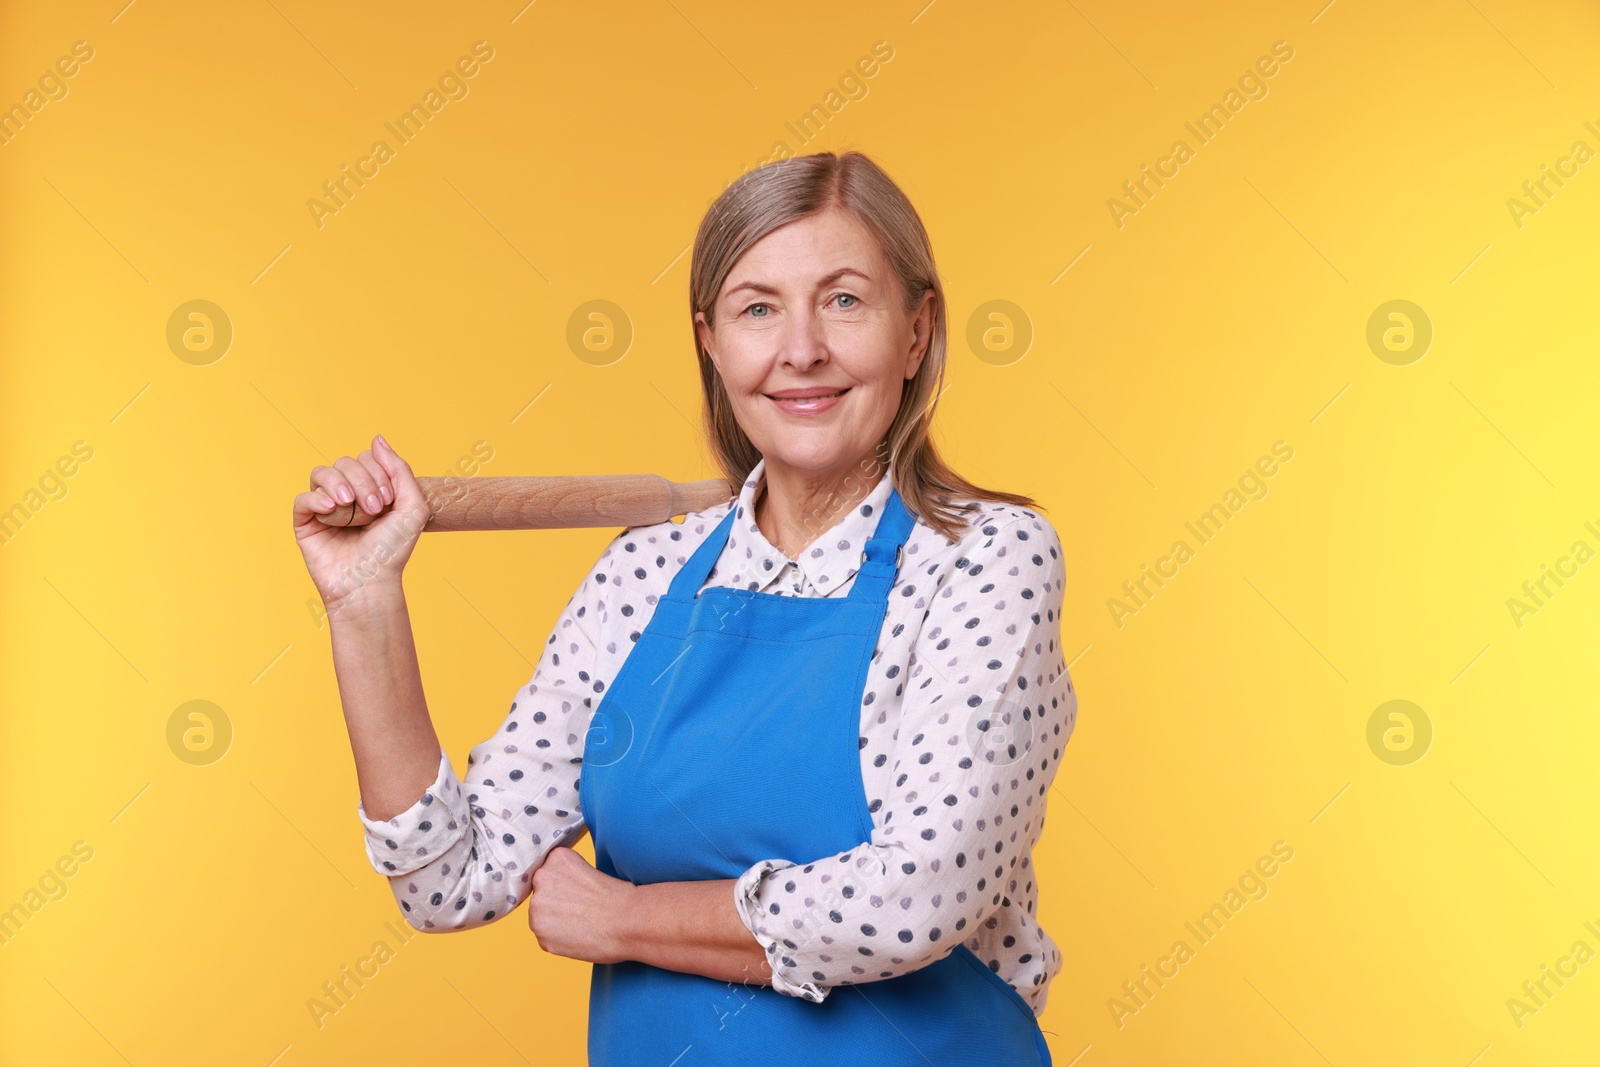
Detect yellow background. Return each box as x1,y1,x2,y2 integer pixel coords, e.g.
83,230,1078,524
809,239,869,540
3,0,1597,1063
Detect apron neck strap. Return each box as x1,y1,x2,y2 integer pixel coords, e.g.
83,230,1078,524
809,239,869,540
846,485,915,603
669,505,739,600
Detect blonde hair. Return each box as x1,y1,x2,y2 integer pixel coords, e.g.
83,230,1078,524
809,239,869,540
689,150,1041,544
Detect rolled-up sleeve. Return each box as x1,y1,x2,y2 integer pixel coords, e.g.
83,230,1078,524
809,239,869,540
354,529,628,930
732,514,1075,1000
357,745,466,875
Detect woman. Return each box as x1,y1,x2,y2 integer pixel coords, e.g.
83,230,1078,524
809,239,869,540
293,151,1077,1065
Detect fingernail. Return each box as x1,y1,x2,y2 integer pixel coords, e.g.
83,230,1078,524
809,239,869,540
366,494,382,513
380,485,393,504
376,434,390,449
336,485,354,505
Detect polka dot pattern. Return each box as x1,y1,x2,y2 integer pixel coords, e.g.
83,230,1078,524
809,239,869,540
356,456,1078,1017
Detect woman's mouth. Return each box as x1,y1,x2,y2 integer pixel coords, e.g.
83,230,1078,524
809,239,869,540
766,387,850,415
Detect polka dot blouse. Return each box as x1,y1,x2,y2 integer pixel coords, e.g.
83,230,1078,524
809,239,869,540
356,456,1079,1016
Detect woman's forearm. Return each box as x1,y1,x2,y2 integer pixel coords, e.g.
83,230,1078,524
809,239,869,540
328,582,444,821
619,878,774,988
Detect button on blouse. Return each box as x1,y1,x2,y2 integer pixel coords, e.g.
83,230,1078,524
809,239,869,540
356,457,1078,1016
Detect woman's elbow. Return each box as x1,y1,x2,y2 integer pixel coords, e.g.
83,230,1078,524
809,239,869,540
389,873,531,933
378,839,536,932
865,841,1018,941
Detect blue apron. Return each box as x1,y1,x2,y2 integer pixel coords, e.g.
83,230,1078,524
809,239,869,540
579,485,1052,1066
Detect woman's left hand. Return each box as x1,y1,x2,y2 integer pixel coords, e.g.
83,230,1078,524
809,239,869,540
528,845,635,964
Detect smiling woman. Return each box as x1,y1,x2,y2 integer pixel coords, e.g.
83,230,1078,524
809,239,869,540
299,150,1076,1067
693,208,926,557
688,152,1042,551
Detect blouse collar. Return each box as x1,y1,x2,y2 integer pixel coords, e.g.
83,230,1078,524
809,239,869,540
714,455,898,597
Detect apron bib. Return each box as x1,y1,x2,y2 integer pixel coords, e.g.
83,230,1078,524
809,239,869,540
579,486,1052,1066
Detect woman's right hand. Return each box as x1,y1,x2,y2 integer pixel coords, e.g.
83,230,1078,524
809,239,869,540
293,434,429,614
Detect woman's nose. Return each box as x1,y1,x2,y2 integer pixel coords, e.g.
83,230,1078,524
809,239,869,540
777,311,828,369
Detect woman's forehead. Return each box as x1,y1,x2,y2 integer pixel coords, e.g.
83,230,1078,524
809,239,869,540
721,225,886,296
722,264,877,300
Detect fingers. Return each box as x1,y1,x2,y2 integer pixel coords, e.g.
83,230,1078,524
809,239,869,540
333,456,385,516
308,463,354,508
356,448,395,507
370,434,424,507
292,487,339,524
305,435,416,524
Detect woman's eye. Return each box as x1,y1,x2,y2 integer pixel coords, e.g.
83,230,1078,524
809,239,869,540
745,303,770,318
835,293,858,309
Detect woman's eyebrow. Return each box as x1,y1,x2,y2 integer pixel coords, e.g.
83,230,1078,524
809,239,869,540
723,266,874,299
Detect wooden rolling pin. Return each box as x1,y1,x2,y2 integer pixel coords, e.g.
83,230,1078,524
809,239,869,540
315,474,734,532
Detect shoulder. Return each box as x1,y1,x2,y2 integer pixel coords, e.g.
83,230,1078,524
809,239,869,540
910,498,1065,582
893,498,1067,640
585,496,739,588
557,498,737,646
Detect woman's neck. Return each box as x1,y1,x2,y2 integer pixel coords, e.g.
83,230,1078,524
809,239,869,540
755,450,890,562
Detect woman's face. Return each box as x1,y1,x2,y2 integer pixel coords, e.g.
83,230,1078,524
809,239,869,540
695,206,933,481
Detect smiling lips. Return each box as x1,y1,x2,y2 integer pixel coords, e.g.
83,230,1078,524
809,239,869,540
766,386,850,415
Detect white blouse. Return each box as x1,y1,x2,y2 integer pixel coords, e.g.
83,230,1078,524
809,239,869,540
357,457,1078,1016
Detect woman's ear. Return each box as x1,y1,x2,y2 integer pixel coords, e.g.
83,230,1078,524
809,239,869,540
904,290,935,379
694,310,718,368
